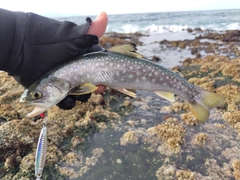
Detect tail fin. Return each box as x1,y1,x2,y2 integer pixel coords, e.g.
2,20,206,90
187,90,224,123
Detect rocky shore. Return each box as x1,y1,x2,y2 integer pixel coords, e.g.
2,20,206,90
1,29,240,179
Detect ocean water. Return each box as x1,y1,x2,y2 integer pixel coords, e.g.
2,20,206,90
59,9,240,34
57,9,240,68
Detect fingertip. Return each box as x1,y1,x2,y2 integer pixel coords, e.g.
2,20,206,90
87,12,108,38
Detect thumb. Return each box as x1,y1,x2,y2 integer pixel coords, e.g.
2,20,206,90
87,12,108,38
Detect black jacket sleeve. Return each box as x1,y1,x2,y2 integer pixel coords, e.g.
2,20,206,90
0,8,98,88
0,8,26,73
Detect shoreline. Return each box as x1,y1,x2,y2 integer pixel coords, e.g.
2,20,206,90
101,29,240,68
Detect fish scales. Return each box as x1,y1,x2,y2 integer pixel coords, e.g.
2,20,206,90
53,52,196,101
20,44,224,122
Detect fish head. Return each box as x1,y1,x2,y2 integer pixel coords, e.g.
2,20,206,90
20,77,71,117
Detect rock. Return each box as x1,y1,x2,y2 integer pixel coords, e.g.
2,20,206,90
196,53,201,58
170,41,178,47
187,28,193,33
182,57,193,66
178,42,187,49
190,40,200,47
152,55,161,62
194,27,203,32
223,30,240,42
159,39,169,44
191,48,198,55
120,131,138,146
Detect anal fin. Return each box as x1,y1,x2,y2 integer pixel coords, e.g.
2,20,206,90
154,91,175,102
113,88,137,98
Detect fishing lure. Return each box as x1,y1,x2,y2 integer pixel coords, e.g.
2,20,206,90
35,113,48,180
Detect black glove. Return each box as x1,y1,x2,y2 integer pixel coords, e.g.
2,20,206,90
0,8,101,110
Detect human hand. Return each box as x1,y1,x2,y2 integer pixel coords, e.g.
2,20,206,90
56,12,108,110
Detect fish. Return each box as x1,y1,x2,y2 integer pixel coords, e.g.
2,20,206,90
20,44,224,122
35,121,47,179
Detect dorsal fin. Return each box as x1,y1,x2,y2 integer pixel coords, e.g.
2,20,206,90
107,43,144,58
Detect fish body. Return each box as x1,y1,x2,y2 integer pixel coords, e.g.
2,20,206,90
20,44,224,122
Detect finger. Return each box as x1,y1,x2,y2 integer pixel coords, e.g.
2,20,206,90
87,12,108,38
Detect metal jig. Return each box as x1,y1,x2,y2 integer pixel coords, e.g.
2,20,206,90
35,113,48,180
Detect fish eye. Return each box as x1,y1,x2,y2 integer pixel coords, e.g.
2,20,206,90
31,91,43,99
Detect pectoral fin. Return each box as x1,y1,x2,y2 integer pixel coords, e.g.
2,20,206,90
113,88,137,98
154,91,175,102
69,83,98,95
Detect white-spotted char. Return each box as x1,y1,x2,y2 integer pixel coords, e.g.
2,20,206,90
20,44,224,122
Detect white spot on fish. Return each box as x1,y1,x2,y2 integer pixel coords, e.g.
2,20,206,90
136,71,141,76
142,76,147,80
154,72,159,76
129,74,134,79
143,69,146,72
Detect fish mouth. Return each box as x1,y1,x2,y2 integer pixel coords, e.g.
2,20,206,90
26,106,48,117
23,101,50,117
20,99,50,117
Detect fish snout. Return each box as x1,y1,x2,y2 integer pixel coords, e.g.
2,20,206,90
19,90,28,103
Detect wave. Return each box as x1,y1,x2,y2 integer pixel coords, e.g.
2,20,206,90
58,10,240,34
106,22,240,34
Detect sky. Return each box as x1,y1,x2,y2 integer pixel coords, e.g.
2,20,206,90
1,0,240,17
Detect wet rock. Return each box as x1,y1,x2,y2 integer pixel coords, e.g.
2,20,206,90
147,117,185,152
120,131,138,145
192,133,210,146
232,159,240,179
217,85,240,104
194,27,203,32
175,170,194,180
196,52,201,58
178,42,187,49
190,40,200,47
182,57,193,66
191,48,198,55
187,28,193,33
100,32,145,48
170,41,178,47
223,30,240,42
152,55,161,62
159,39,169,44
180,113,199,126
